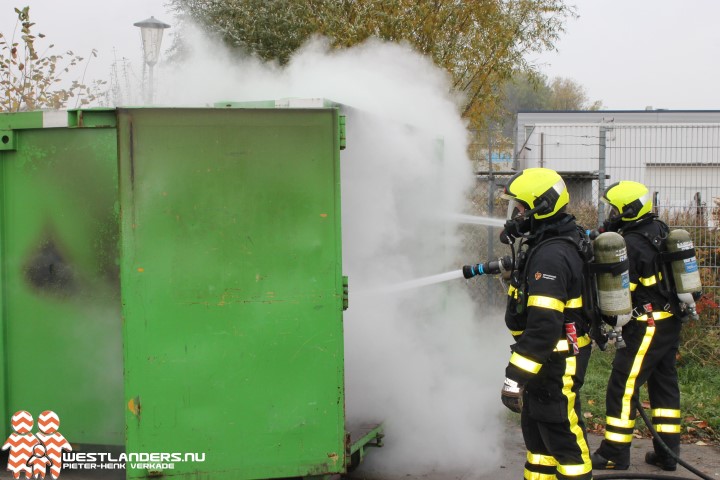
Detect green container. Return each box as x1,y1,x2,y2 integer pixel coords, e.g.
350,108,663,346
0,106,375,478
0,111,123,446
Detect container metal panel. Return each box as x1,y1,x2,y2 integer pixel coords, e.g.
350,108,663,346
116,108,345,479
0,127,123,444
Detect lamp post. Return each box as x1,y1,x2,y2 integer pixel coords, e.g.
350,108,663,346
133,16,170,104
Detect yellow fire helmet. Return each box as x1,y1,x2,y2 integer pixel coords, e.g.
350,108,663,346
602,181,652,222
501,167,569,220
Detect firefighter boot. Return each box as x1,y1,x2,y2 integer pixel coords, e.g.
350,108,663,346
590,451,629,470
645,451,677,471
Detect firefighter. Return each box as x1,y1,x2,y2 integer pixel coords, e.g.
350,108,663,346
591,181,692,472
499,168,593,480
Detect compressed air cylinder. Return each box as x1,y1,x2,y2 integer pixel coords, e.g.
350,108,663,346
667,229,702,293
594,232,632,315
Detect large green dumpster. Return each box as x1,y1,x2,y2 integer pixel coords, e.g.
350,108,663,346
0,105,381,478
0,111,123,446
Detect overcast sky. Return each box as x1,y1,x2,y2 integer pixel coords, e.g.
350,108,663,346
3,0,720,111
533,0,720,110
1,0,172,90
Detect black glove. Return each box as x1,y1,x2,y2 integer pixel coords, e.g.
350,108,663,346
602,312,631,326
499,228,514,245
601,314,618,326
501,377,524,413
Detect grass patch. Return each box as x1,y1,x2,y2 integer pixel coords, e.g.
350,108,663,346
581,344,720,444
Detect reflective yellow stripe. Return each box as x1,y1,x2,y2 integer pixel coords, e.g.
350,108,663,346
527,295,565,312
511,330,524,337
555,334,591,352
651,408,681,418
508,285,518,298
510,352,542,374
523,469,557,480
655,424,682,433
527,452,557,467
605,431,633,443
621,326,655,419
606,416,635,428
630,282,638,292
561,356,592,474
639,275,658,286
565,296,582,308
636,311,673,321
557,463,592,476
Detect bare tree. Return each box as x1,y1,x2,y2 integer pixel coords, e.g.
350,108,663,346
0,6,104,112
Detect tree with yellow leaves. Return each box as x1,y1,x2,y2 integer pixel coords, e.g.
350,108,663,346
169,0,576,131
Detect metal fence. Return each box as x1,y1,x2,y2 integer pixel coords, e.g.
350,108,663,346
469,124,720,316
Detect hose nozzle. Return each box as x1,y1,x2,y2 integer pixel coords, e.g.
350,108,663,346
462,256,513,279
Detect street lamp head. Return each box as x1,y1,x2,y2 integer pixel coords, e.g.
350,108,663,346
133,16,171,66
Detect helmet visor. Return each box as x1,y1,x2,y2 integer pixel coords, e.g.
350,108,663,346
506,199,527,221
600,197,620,221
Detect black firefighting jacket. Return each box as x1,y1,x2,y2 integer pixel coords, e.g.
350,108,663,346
504,215,588,385
620,216,680,317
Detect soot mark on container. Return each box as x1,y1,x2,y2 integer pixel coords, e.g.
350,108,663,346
24,238,77,296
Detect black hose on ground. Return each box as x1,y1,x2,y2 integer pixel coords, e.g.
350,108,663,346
635,404,715,480
594,474,698,480
593,403,715,480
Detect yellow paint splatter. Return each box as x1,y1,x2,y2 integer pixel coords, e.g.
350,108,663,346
128,397,140,417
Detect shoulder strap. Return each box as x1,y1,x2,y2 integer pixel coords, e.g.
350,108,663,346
624,221,678,301
623,220,669,252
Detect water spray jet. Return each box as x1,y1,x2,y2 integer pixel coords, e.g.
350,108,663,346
446,213,505,227
357,269,466,295
357,255,515,297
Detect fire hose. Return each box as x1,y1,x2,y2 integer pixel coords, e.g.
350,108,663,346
635,403,714,480
593,404,715,480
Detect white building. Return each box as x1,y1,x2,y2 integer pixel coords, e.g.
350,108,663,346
514,110,720,225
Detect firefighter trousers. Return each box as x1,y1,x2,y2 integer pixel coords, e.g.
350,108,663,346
596,316,682,465
521,344,592,480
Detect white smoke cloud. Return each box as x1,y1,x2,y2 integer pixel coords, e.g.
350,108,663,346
156,25,509,476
